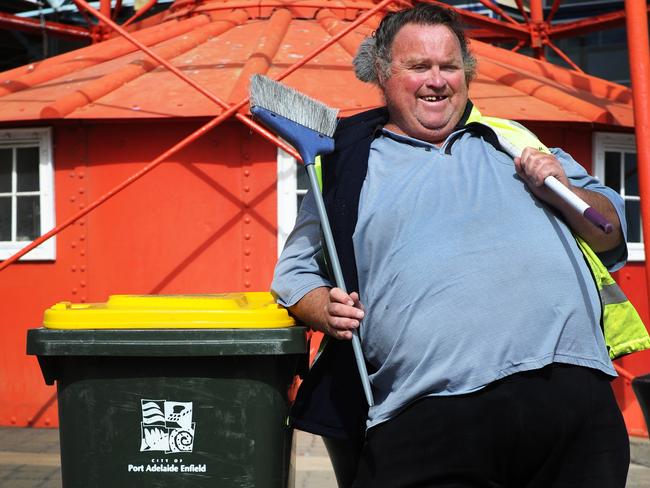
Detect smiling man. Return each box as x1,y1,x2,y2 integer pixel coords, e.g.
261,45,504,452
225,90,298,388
380,23,469,144
271,4,631,487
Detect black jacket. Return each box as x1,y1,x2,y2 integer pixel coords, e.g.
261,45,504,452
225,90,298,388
289,103,475,439
289,107,388,440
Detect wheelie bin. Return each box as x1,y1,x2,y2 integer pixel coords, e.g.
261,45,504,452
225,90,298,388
27,292,307,488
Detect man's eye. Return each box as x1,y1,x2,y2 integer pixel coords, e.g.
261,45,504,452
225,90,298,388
411,65,428,72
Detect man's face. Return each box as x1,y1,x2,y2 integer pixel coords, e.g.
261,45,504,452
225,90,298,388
380,23,469,145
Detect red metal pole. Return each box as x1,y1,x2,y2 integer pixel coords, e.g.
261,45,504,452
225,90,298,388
96,0,112,39
472,0,520,25
514,0,530,24
529,0,545,60
545,0,561,23
100,0,111,18
625,0,650,314
549,8,631,39
511,40,526,52
123,0,157,27
427,0,529,40
0,12,92,40
529,0,544,25
112,0,124,20
544,38,584,72
70,0,97,38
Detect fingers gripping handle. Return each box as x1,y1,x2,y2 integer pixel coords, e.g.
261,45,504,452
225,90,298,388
306,164,375,407
497,135,613,234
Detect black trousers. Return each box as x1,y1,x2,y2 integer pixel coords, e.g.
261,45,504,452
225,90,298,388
351,364,630,488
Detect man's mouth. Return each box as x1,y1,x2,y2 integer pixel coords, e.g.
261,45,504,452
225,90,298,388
420,95,447,102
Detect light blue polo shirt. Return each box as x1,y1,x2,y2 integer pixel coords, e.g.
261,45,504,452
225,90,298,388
272,128,627,429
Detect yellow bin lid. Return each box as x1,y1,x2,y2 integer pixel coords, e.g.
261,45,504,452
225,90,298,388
43,292,295,329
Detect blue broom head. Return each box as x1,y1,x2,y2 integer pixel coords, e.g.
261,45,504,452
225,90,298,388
249,75,338,165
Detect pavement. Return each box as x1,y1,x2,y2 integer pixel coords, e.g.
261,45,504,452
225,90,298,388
1,427,650,487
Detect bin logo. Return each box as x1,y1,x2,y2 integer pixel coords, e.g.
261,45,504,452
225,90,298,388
140,400,195,453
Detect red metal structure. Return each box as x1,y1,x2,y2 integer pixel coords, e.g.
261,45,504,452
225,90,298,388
0,11,92,40
0,0,649,437
626,0,650,357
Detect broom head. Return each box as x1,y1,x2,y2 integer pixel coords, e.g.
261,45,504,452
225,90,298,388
249,74,339,137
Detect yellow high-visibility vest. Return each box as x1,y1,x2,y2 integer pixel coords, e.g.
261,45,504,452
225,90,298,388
466,106,649,359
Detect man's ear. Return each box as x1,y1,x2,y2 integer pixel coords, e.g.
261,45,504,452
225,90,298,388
376,63,386,87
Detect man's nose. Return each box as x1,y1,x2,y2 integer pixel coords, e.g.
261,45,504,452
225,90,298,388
425,68,446,88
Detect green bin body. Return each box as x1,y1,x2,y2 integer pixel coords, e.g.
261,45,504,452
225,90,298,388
26,294,307,488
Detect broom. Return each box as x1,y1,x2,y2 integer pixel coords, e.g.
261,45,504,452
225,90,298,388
249,74,374,407
496,134,614,234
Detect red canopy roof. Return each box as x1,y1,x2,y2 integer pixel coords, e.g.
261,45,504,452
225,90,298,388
0,0,633,126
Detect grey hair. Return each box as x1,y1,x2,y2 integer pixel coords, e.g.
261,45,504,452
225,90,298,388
353,37,380,84
353,3,477,85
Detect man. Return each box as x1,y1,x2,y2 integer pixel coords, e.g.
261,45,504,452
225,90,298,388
272,4,630,487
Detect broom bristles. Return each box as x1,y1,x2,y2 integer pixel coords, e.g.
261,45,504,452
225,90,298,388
249,75,339,137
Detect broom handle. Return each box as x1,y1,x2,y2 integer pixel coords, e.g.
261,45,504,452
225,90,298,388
497,137,613,234
306,164,375,408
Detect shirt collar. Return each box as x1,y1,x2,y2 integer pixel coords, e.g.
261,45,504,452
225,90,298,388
371,99,476,145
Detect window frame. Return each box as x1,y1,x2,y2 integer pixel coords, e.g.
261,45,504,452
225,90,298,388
276,148,308,256
592,131,642,261
0,127,56,261
543,0,613,7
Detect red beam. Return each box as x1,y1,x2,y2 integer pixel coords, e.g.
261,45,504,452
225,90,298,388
514,0,531,24
545,0,562,23
472,0,520,25
549,8,634,39
71,0,96,32
625,0,650,312
100,0,111,18
511,40,526,52
0,12,91,40
530,0,544,24
544,38,583,72
529,0,545,58
112,0,124,20
443,4,530,40
123,0,158,28
468,30,527,42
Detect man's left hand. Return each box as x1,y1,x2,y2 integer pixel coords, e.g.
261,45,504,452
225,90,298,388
514,147,623,253
514,147,569,206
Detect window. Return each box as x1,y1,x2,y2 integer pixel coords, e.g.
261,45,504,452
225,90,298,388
543,0,612,6
593,132,641,260
0,128,55,261
442,1,498,17
276,148,309,255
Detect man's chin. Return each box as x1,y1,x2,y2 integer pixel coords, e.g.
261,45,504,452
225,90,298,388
415,122,454,143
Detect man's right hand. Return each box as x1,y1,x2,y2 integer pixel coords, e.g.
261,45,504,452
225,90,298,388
288,286,365,340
